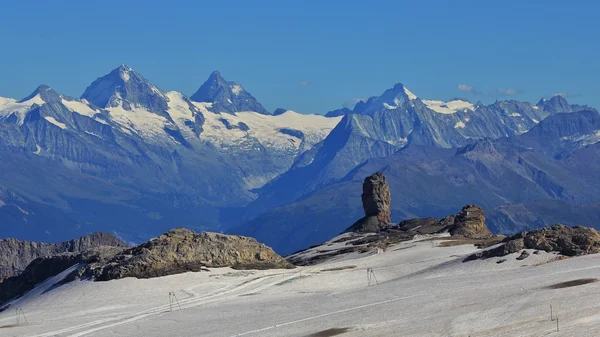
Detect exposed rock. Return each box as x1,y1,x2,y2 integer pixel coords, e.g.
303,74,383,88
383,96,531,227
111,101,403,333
516,250,530,260
449,205,493,239
88,228,294,281
466,224,600,261
0,247,120,306
0,233,126,282
346,172,391,232
0,229,292,305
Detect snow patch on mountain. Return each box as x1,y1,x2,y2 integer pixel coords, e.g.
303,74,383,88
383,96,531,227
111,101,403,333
231,84,243,95
454,121,466,129
404,87,418,100
423,99,475,114
44,116,67,129
193,102,342,152
0,94,45,124
106,98,174,143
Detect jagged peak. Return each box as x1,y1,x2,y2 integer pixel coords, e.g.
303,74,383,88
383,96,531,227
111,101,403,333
18,85,60,104
190,71,269,114
81,65,168,112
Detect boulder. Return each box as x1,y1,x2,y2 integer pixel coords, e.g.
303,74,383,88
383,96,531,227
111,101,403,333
449,205,493,239
347,172,391,232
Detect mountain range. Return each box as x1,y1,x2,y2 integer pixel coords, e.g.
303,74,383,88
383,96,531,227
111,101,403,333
1,65,598,255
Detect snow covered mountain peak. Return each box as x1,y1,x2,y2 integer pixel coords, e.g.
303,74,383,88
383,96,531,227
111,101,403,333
18,85,61,104
81,65,169,113
354,82,419,115
190,71,269,115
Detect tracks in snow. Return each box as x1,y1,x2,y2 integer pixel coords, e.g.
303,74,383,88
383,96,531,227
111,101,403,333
28,271,301,337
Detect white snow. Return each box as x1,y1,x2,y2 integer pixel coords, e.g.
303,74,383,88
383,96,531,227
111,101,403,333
403,87,418,100
231,84,243,95
423,99,475,114
0,94,45,125
454,121,466,129
4,237,600,337
532,106,539,110
43,116,67,129
510,112,522,117
192,102,342,153
106,100,174,144
60,98,107,124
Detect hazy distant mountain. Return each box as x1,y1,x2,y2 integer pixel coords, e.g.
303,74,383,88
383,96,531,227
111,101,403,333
235,110,600,254
238,83,594,223
0,66,340,244
1,69,598,255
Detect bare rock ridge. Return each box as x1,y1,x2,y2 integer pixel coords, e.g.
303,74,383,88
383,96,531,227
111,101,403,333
346,172,391,232
0,229,292,306
86,228,294,281
0,232,126,282
466,224,600,261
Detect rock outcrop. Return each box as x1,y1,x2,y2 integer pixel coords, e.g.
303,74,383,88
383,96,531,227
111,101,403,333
449,205,493,239
0,232,126,282
86,229,294,281
466,224,600,261
0,229,293,306
346,172,391,232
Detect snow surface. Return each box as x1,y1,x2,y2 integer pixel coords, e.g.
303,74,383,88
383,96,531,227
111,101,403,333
193,102,342,152
454,121,466,129
0,94,45,125
403,87,418,100
423,99,475,114
231,84,243,95
4,237,600,337
43,116,67,129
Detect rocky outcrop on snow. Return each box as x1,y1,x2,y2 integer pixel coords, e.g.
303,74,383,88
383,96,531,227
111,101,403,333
84,228,294,281
0,233,126,282
346,172,391,232
291,204,497,266
0,228,292,305
449,205,493,239
466,224,600,261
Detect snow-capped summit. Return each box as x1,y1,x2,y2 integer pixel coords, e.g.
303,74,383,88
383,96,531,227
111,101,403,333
353,83,418,115
18,85,60,104
190,71,269,115
81,65,169,114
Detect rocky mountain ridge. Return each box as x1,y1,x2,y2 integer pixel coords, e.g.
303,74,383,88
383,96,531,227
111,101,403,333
0,232,126,282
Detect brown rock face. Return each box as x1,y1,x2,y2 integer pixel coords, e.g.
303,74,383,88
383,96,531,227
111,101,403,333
362,172,391,224
347,172,391,232
89,228,294,281
467,224,600,261
449,205,493,239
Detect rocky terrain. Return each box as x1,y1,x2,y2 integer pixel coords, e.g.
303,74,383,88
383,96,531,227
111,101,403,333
86,228,294,281
288,174,500,265
0,228,291,306
466,224,600,261
0,232,126,281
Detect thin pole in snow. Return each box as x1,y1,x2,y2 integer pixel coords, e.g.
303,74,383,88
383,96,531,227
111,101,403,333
169,291,182,311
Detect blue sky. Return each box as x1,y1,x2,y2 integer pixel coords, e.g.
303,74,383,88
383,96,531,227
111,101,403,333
1,0,598,113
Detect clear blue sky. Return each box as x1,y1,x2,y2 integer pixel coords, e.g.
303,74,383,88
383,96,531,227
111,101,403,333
1,0,598,113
